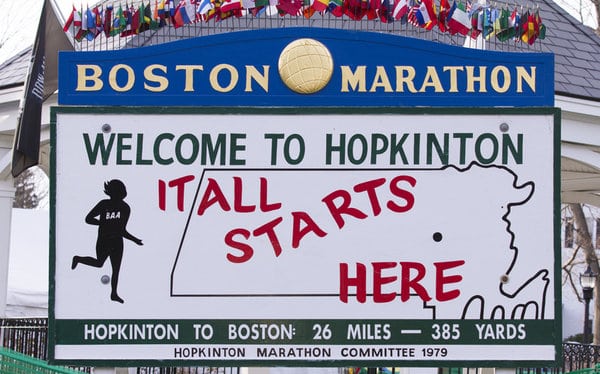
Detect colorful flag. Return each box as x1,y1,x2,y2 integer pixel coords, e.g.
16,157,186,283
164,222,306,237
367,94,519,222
173,0,195,26
94,7,103,30
437,0,450,31
536,10,546,40
158,0,166,17
170,0,178,17
185,0,198,22
328,0,344,16
120,4,132,36
392,0,408,20
492,7,509,40
365,5,377,19
85,7,97,38
407,0,420,26
468,9,480,39
446,1,470,35
492,7,505,35
277,0,303,15
138,2,154,32
482,7,494,38
138,3,147,32
173,2,186,27
112,5,126,36
164,0,172,23
221,0,242,12
197,0,215,14
75,7,90,41
121,4,140,36
312,0,329,11
103,5,113,37
303,1,316,18
378,0,393,23
132,5,141,33
62,5,76,32
521,11,539,44
419,0,437,29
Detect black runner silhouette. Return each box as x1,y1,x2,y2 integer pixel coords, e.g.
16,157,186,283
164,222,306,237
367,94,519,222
72,179,143,303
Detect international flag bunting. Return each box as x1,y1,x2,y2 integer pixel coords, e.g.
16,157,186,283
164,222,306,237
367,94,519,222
63,0,548,44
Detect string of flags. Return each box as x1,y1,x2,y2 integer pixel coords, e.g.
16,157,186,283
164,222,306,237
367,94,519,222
63,0,546,45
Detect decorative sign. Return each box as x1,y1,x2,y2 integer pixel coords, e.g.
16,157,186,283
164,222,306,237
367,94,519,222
58,28,554,108
49,106,561,366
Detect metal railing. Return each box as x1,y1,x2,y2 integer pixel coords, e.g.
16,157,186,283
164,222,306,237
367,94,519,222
563,343,600,372
0,347,83,374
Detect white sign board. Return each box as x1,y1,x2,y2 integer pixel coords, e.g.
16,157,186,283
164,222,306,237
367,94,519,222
50,107,560,366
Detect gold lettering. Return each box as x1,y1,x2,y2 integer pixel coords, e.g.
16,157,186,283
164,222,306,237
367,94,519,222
369,66,393,92
394,66,417,93
108,64,135,92
144,64,169,92
76,64,103,91
340,66,367,92
465,66,487,93
490,66,510,93
419,66,444,92
210,64,238,93
175,65,204,92
245,65,269,92
442,66,463,93
516,66,536,93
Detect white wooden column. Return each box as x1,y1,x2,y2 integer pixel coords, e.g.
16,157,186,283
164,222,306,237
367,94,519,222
0,180,15,317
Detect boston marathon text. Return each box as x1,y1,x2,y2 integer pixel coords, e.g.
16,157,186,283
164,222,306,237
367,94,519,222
82,131,523,167
75,64,537,95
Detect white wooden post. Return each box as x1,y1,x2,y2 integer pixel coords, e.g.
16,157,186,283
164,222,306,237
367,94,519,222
0,180,15,317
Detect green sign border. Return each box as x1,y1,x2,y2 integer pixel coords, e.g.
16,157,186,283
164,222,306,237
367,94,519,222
49,106,562,367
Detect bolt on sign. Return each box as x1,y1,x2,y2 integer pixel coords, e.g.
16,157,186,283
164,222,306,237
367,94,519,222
49,27,560,367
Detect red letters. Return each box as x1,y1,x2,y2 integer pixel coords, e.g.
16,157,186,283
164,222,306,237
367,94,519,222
353,178,387,216
434,260,465,301
372,262,397,303
339,262,367,303
200,174,417,264
197,178,232,215
252,217,284,257
388,175,416,212
158,175,195,211
339,260,464,303
322,189,368,229
291,211,327,248
198,177,283,216
225,229,253,263
323,176,416,228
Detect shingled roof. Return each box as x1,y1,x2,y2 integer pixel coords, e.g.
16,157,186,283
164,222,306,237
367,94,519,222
491,0,600,101
1,0,599,102
0,48,32,91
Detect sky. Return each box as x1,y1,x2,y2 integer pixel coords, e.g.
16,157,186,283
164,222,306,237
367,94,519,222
0,0,597,65
0,0,75,65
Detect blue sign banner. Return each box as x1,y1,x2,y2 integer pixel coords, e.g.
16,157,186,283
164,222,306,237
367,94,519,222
58,27,554,107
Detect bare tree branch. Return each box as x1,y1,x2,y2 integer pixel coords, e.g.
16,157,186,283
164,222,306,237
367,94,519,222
569,203,600,345
563,244,583,301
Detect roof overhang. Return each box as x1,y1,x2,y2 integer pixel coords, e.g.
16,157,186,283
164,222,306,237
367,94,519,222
557,94,600,207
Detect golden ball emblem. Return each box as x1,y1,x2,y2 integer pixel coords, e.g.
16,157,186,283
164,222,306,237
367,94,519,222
278,38,334,94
